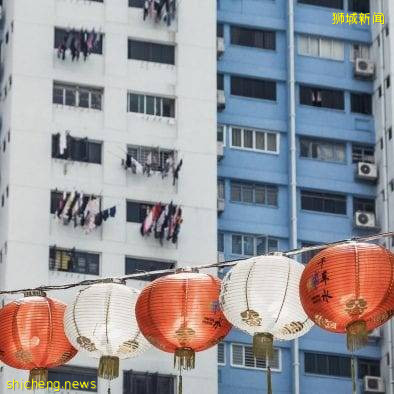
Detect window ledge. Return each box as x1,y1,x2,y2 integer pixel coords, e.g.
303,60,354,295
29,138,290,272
231,94,277,105
129,112,176,125
230,146,279,155
298,53,345,63
299,104,345,113
230,200,279,209
128,59,176,70
53,104,102,112
299,156,347,165
300,208,348,218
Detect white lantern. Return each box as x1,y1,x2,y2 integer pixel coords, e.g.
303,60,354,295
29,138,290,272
64,282,151,380
220,255,313,359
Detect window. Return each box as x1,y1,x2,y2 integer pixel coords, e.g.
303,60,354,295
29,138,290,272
231,234,278,256
300,85,344,110
300,138,345,163
351,44,370,61
348,0,369,13
380,138,384,150
230,26,276,50
218,232,224,253
217,124,226,144
127,145,175,172
52,135,102,164
354,197,375,213
128,39,175,65
230,127,278,153
54,28,103,55
128,93,175,118
48,366,97,392
386,25,390,37
53,83,103,110
126,201,153,223
218,179,225,200
298,35,344,61
358,359,380,379
301,190,347,215
125,257,175,281
304,353,351,377
231,182,278,207
301,242,321,264
378,86,382,98
231,344,280,370
123,371,175,394
231,76,276,101
386,76,391,89
217,23,224,38
351,93,372,115
388,127,393,140
352,145,374,163
298,0,343,8
218,343,226,365
49,247,100,275
217,73,224,90
129,0,145,6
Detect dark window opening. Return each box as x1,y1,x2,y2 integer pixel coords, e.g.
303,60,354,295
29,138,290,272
217,73,224,90
49,247,100,276
354,197,375,214
298,0,343,9
125,257,175,281
300,85,344,110
358,359,380,379
352,145,374,163
129,0,145,7
230,26,276,50
301,190,347,215
348,0,369,13
128,39,175,65
305,352,351,377
123,371,175,394
351,93,372,115
54,28,103,55
126,201,153,223
217,23,224,38
48,366,97,392
231,76,276,101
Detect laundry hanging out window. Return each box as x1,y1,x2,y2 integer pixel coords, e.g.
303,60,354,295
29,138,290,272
52,134,102,164
127,145,175,173
54,28,103,55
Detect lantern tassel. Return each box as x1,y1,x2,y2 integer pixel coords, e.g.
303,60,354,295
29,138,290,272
174,348,195,370
346,321,368,352
28,368,48,390
267,366,272,394
98,356,119,380
253,333,274,361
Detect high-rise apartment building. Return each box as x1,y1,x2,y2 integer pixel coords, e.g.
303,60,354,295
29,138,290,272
0,0,218,393
217,0,382,393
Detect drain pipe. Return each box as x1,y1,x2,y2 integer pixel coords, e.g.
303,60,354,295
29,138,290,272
376,1,393,393
287,0,299,393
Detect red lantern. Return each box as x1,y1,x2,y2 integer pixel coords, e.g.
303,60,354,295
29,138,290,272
300,242,394,351
0,291,77,386
135,271,231,369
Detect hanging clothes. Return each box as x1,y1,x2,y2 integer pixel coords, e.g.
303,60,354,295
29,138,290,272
59,131,68,158
55,191,68,219
171,207,183,244
84,197,100,233
60,192,75,222
109,206,116,217
102,209,109,221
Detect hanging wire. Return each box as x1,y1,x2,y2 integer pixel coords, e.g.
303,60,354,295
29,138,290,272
0,231,392,296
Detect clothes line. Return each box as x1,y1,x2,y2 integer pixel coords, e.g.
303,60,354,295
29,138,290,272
0,231,392,296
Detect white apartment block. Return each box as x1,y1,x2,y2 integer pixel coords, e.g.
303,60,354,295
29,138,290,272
0,0,218,393
372,1,394,393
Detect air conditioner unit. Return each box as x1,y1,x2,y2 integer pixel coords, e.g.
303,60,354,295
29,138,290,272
217,141,224,159
357,162,377,180
217,90,226,111
217,252,225,263
355,58,375,78
355,211,376,229
363,376,384,393
369,327,381,338
217,197,225,213
217,37,225,58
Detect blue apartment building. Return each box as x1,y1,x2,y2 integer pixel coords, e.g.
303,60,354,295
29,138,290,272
216,0,381,392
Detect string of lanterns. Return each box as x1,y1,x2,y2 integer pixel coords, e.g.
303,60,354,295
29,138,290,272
0,232,392,393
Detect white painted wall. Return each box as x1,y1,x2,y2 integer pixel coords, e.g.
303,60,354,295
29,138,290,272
0,0,218,392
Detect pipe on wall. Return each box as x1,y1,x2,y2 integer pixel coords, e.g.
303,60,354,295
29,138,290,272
287,0,299,393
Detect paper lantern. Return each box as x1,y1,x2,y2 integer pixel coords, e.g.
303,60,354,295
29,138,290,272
220,255,313,359
0,291,77,386
64,282,151,380
135,271,232,370
300,242,394,351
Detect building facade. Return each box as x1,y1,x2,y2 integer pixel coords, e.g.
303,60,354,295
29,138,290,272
217,0,383,393
0,0,218,393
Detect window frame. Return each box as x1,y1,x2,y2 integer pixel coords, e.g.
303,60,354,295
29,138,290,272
230,76,277,101
301,190,347,215
299,138,346,164
350,92,372,115
298,0,344,10
304,352,351,378
217,124,226,146
351,43,371,62
229,126,279,154
230,181,279,207
218,342,226,366
298,35,344,61
127,39,175,65
48,366,98,392
53,82,103,110
127,92,176,119
230,343,281,371
125,256,176,281
230,26,276,51
299,85,345,111
231,233,279,256
54,28,104,55
126,200,154,224
352,144,374,164
127,145,176,172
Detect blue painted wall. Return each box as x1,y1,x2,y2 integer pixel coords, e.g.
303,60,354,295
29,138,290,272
217,0,379,392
